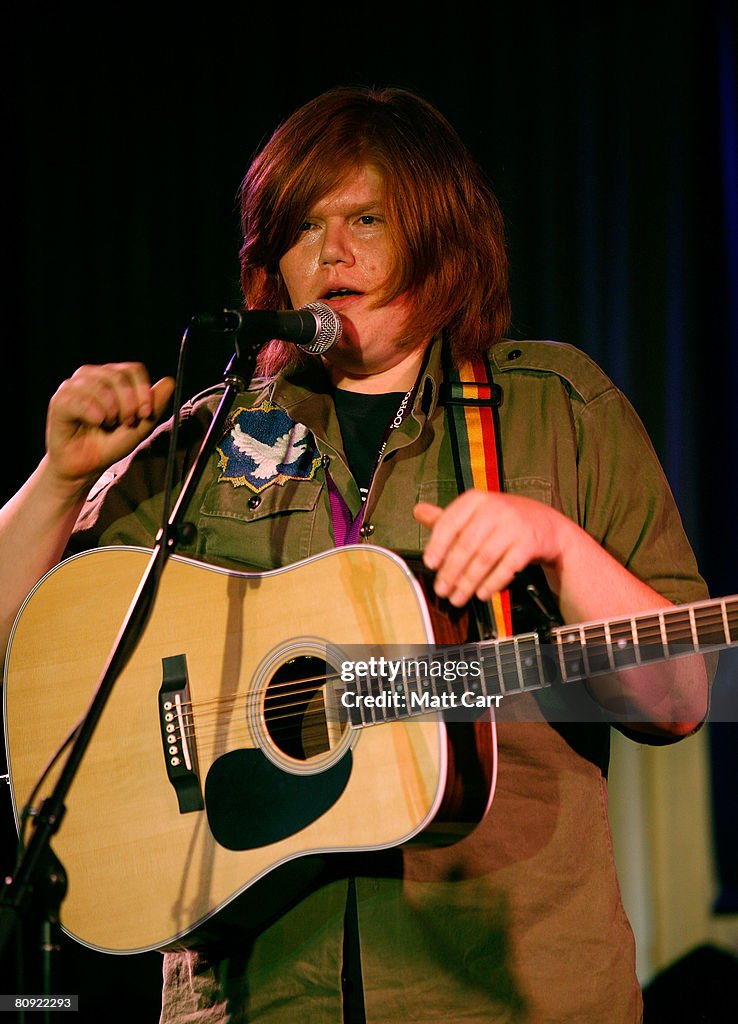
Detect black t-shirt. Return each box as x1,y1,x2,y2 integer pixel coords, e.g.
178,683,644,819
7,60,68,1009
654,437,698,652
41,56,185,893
332,389,406,502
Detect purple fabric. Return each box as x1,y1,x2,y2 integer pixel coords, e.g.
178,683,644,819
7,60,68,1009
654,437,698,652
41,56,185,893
326,470,364,546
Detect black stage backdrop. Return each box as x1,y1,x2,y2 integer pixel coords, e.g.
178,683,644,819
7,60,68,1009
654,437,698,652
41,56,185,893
1,2,736,1019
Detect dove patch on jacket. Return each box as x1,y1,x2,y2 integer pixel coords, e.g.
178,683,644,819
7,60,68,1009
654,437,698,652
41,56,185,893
214,399,321,491
216,401,321,492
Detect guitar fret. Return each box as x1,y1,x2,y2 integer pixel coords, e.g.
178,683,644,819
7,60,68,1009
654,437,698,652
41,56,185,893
364,672,379,726
728,599,737,641
462,645,484,705
399,662,412,718
584,624,611,675
518,637,544,691
463,644,485,703
630,617,642,665
401,656,424,720
688,607,698,651
533,636,546,690
416,656,434,706
347,676,367,727
690,599,734,648
500,639,524,692
658,611,669,658
384,670,399,722
578,626,589,678
603,622,615,671
661,608,694,656
632,613,663,663
492,641,510,693
513,638,524,691
555,629,584,683
562,629,581,673
444,654,459,701
366,669,384,726
494,641,506,693
609,619,641,669
722,600,732,645
363,672,378,726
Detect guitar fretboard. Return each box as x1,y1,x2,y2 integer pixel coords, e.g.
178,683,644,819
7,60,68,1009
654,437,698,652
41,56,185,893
554,596,738,682
339,594,738,728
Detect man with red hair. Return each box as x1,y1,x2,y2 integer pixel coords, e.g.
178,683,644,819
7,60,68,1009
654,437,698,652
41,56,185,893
0,87,708,1022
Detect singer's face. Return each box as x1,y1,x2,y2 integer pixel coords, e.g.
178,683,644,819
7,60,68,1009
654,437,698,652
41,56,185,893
278,165,428,390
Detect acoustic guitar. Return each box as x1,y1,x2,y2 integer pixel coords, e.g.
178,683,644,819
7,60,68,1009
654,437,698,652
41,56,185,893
3,544,735,953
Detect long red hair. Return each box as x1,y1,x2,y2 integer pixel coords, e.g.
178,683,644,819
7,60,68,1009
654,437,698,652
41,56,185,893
238,86,511,375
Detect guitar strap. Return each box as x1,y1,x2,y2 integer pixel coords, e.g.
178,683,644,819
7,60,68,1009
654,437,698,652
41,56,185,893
326,341,512,641
440,344,513,641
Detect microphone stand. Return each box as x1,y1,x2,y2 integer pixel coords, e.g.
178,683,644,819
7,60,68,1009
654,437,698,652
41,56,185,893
0,325,258,1003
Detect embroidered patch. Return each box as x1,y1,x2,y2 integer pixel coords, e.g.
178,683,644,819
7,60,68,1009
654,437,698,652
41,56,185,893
216,401,321,492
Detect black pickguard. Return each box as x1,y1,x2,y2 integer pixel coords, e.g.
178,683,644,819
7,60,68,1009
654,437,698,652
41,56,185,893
204,749,352,850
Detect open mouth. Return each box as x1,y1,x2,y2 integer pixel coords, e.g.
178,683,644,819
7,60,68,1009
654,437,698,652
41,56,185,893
322,288,361,300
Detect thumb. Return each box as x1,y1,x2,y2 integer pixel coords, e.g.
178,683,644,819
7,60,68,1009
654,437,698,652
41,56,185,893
151,376,176,419
413,502,444,527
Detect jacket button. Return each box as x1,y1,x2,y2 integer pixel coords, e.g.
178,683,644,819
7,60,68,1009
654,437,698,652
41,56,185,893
247,495,262,510
507,348,522,361
359,524,375,537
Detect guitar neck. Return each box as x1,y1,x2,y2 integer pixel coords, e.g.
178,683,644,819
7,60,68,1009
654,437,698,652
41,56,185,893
341,593,738,727
550,594,738,685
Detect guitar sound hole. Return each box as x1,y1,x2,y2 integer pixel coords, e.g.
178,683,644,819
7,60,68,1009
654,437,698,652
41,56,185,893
264,656,346,762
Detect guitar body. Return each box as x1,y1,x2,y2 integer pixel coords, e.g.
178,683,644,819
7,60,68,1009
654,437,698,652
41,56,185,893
3,545,496,954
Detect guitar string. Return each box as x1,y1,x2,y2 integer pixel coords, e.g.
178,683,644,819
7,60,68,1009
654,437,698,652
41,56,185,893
174,603,737,718
169,618,734,741
149,607,738,750
194,603,737,729
176,598,736,729
151,603,738,746
171,607,736,726
156,594,738,716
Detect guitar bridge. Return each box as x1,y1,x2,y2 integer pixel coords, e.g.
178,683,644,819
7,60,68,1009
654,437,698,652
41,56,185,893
159,654,204,813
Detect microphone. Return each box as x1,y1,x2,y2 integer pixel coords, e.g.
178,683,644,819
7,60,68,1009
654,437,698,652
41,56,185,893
192,301,342,355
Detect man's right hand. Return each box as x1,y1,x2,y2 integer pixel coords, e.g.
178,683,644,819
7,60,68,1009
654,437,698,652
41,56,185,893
45,362,175,495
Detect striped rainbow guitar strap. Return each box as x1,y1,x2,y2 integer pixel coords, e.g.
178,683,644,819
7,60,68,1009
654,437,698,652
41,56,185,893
441,348,513,641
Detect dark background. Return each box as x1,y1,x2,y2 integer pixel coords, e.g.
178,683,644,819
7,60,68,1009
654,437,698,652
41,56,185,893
1,1,736,1019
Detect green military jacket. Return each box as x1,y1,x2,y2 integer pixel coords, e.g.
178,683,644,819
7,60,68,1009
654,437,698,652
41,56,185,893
71,337,707,1023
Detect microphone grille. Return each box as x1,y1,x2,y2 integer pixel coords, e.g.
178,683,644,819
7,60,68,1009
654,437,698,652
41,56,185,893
299,301,343,354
